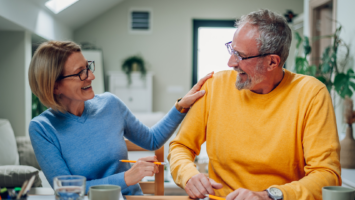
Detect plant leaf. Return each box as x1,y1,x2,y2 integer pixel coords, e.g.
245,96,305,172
303,36,312,56
347,69,355,76
295,57,308,74
307,65,317,76
349,81,355,91
334,73,353,98
295,32,302,49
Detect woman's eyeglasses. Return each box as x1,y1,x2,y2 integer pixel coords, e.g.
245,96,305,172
57,61,95,81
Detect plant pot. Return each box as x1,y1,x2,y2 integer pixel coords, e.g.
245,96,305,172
340,124,355,168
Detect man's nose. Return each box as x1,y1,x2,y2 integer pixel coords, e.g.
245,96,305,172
227,55,238,68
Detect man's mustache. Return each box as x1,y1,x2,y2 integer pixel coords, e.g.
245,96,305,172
234,67,246,74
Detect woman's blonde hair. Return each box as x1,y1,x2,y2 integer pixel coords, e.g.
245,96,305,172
28,41,81,113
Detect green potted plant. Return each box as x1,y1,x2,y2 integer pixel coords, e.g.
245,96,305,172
294,25,352,98
294,25,354,168
121,55,147,86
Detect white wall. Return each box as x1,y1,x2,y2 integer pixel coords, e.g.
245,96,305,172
74,0,304,113
0,31,32,137
337,0,355,135
0,0,72,41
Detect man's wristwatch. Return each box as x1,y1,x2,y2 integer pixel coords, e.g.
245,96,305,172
266,187,283,200
175,98,189,113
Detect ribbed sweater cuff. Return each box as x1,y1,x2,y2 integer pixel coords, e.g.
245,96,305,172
171,104,187,119
108,171,128,190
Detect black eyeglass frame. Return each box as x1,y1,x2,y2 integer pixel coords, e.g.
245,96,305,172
225,41,273,62
57,61,95,81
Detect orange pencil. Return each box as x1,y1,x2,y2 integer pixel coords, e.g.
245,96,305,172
205,194,226,200
119,160,167,165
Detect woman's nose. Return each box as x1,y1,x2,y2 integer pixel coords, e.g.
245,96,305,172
87,69,95,80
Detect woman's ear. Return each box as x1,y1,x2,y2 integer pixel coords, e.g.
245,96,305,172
53,82,61,95
267,55,281,71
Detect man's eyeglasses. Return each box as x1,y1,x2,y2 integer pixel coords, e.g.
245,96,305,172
225,41,272,63
57,61,95,81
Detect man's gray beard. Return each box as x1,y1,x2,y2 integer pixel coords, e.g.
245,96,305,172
235,74,252,90
235,62,265,90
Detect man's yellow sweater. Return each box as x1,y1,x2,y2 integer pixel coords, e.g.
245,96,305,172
168,69,341,200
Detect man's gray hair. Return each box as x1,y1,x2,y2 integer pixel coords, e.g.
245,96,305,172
236,9,292,68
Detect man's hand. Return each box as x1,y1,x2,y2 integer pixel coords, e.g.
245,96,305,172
124,156,159,186
226,188,272,200
185,173,223,199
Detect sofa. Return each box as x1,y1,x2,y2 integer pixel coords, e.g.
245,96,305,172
0,119,51,189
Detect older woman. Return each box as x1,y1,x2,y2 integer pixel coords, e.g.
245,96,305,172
28,41,212,195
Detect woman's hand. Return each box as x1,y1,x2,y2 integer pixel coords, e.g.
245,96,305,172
124,156,159,186
178,72,214,109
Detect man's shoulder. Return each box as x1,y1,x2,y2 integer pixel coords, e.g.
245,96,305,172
214,70,237,79
287,70,327,93
205,70,236,85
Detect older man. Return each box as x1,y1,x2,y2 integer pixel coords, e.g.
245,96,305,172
168,9,341,200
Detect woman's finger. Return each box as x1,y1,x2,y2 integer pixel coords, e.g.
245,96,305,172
189,90,206,102
195,72,214,89
155,164,159,174
139,156,157,162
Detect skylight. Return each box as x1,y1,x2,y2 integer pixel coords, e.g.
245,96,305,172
45,0,79,14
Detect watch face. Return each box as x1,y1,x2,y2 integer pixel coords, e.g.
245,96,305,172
270,188,283,197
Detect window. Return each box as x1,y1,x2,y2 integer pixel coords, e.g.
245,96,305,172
45,0,79,14
192,20,236,161
192,20,236,86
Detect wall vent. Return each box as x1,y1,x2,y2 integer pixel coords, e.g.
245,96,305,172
129,8,152,34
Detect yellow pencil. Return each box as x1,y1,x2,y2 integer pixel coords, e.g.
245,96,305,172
205,194,226,200
119,160,167,165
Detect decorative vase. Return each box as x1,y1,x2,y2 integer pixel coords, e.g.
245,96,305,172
340,124,355,168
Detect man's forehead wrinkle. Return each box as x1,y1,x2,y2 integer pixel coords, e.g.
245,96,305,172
233,24,260,55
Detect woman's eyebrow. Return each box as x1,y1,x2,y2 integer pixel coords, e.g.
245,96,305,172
73,61,88,72
73,65,85,73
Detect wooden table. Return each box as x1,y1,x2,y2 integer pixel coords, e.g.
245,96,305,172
125,196,195,200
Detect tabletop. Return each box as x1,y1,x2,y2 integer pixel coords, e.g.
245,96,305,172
27,195,199,200
125,196,195,200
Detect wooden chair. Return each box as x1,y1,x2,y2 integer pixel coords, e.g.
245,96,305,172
125,139,164,195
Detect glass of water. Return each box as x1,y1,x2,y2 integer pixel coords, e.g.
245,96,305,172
54,175,86,200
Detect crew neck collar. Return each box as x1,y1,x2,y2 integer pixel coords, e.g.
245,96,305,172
243,69,289,100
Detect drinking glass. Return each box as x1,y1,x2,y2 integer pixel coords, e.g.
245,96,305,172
54,175,86,200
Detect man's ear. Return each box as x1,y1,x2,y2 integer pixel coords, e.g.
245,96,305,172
267,55,281,71
53,82,61,95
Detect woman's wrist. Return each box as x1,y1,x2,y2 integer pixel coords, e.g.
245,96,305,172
124,171,133,186
175,98,190,113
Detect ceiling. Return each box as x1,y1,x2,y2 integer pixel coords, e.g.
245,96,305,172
0,15,25,31
28,0,124,30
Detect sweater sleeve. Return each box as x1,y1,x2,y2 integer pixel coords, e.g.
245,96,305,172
168,82,210,188
29,121,128,194
123,102,186,151
271,87,341,200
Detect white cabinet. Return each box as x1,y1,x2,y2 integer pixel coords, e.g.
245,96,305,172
108,71,153,112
